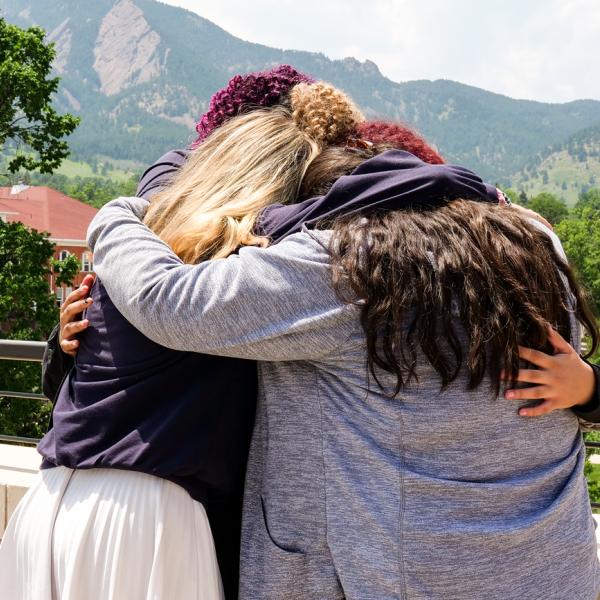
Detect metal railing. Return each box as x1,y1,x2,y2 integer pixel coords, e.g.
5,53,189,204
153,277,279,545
0,339,46,363
0,339,47,446
1,339,600,507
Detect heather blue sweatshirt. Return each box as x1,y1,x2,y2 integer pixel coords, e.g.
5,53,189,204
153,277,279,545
87,198,598,600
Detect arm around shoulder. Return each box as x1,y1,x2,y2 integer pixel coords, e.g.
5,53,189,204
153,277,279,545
88,199,354,361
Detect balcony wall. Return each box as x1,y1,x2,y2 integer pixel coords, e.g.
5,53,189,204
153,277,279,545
1,441,600,561
0,444,41,538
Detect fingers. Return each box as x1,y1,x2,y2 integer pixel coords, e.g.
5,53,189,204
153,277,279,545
62,319,90,341
518,400,554,417
505,385,550,401
59,275,95,313
507,369,545,385
546,327,573,355
518,329,574,368
517,346,554,369
81,274,95,289
61,298,93,323
60,338,80,357
60,284,91,314
58,278,95,357
59,317,90,357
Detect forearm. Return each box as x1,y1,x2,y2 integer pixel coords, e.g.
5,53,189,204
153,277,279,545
87,198,352,361
87,197,215,353
258,151,500,242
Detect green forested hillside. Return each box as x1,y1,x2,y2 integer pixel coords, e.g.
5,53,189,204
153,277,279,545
511,126,600,205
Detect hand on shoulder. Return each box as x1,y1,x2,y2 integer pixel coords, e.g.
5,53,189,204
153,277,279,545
504,328,596,417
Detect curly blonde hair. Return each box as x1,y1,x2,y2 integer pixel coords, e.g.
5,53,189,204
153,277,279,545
290,82,364,146
144,82,362,264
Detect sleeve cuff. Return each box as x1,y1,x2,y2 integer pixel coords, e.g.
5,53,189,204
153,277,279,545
484,184,511,205
42,323,74,401
572,360,600,422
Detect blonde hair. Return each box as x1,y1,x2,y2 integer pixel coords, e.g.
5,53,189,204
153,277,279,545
144,82,363,263
291,82,364,145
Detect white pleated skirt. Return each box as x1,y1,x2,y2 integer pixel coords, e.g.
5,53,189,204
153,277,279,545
0,466,224,600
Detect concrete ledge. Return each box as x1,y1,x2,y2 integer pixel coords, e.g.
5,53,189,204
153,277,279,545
0,443,40,537
0,484,5,539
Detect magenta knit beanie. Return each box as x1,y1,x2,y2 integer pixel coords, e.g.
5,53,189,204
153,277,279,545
193,65,314,145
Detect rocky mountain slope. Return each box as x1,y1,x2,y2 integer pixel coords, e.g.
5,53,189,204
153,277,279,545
3,0,600,181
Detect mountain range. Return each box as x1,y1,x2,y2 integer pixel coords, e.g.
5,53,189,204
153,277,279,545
2,0,600,193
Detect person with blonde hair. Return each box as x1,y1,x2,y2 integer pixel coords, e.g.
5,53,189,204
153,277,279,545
0,80,364,600
144,81,363,263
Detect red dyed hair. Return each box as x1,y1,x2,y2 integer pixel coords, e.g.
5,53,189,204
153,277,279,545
356,121,444,164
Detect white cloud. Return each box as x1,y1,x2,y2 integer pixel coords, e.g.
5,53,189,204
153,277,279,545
158,0,600,102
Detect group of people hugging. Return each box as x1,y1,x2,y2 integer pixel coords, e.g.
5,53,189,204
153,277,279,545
1,65,600,599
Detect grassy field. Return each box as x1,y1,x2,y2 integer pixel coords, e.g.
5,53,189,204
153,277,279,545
55,158,141,181
511,151,600,205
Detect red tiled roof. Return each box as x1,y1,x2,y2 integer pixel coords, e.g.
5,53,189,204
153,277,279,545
0,186,98,241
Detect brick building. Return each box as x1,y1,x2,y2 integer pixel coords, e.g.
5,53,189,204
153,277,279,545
0,185,98,304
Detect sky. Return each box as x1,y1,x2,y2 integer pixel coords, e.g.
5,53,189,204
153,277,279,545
159,0,599,104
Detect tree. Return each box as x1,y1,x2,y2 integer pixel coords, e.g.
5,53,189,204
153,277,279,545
577,188,600,212
61,175,138,208
528,192,569,225
518,190,529,206
556,205,600,312
0,18,79,173
0,221,78,438
555,189,600,369
584,431,600,504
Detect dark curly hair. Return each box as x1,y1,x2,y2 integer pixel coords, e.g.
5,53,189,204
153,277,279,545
193,65,314,145
330,201,599,396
